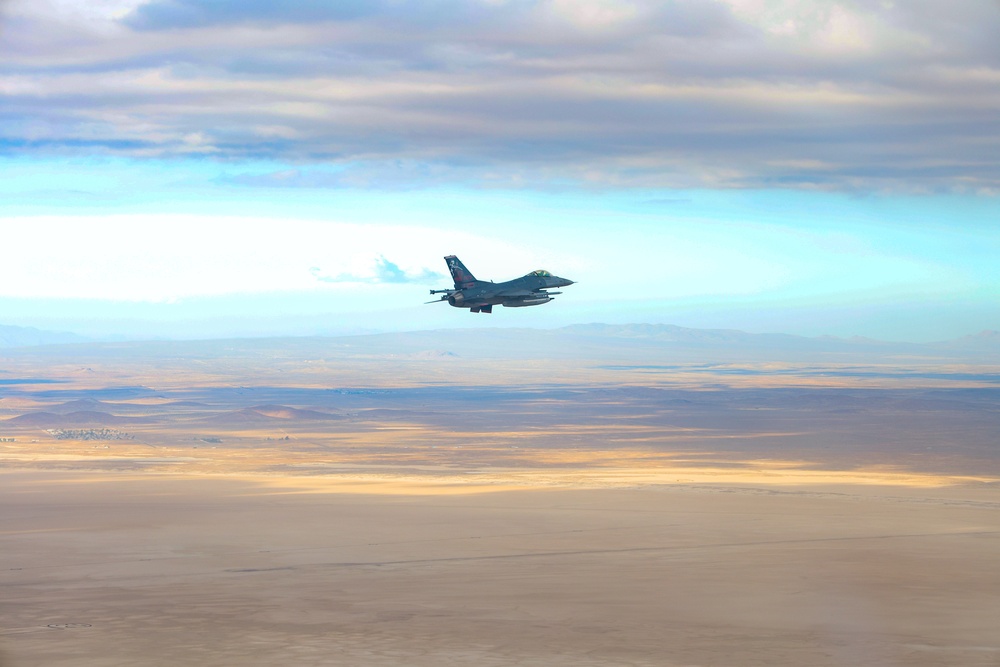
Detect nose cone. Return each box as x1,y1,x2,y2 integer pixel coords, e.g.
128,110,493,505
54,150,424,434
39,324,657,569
547,276,575,288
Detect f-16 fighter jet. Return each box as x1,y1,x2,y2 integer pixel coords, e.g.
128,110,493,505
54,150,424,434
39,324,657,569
426,255,574,314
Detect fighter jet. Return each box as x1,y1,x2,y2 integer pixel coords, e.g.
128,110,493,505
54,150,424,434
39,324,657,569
426,255,574,314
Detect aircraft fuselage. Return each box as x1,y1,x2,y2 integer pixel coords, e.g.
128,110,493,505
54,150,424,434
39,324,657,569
429,256,574,314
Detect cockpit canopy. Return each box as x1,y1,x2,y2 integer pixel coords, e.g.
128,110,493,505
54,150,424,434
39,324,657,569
529,269,552,277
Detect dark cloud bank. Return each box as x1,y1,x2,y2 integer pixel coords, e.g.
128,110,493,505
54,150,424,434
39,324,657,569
2,0,1000,192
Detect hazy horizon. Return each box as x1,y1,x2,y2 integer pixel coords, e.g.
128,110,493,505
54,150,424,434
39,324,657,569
2,1,999,343
3,319,999,352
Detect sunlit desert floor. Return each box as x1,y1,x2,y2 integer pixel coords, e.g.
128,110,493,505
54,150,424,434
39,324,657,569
4,470,1000,667
2,347,1000,666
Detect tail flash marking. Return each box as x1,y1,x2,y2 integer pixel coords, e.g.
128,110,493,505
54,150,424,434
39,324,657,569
445,255,476,288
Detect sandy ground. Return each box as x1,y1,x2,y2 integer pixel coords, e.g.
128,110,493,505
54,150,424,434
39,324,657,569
2,347,999,666
3,469,1000,667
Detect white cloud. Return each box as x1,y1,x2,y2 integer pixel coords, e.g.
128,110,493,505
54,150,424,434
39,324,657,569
0,215,499,301
543,0,641,29
5,0,147,26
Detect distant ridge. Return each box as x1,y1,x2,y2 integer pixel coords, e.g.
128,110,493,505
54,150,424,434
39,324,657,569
46,398,157,415
557,323,905,351
562,323,1000,349
315,323,987,362
48,398,118,414
937,330,1000,348
198,405,343,425
4,411,151,427
0,324,996,362
561,323,808,344
0,324,86,348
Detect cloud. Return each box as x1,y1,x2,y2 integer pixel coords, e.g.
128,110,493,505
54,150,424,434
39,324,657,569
223,163,473,190
0,215,454,301
3,0,1000,192
123,0,381,30
310,256,444,285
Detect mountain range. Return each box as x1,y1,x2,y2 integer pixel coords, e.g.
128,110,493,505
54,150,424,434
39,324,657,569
0,323,997,362
0,324,87,348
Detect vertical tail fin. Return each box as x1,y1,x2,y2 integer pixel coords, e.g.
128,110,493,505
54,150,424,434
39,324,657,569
445,255,476,288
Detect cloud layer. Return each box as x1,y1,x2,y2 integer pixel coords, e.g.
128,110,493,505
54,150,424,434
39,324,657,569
0,216,453,300
2,0,999,191
311,256,444,285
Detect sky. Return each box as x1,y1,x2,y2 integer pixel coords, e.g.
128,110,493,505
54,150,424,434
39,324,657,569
1,0,998,342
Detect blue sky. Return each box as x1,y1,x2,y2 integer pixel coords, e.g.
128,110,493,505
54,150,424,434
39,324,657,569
1,1,998,341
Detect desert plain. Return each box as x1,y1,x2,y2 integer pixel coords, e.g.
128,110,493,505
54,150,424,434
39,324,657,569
2,329,1000,666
